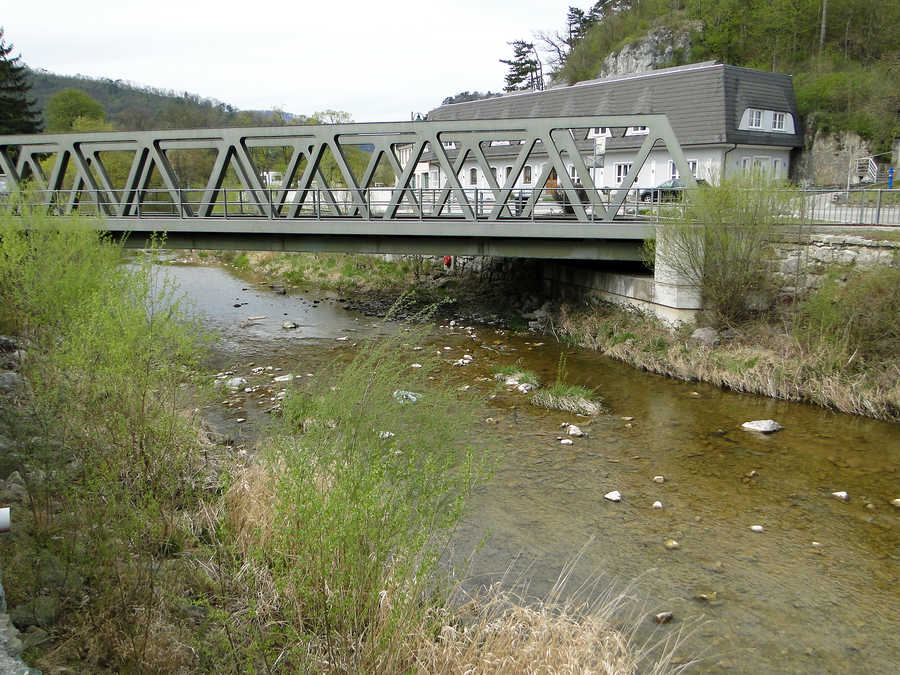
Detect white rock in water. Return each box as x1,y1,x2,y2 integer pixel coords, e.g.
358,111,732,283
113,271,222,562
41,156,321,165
410,363,423,368
652,500,663,509
567,425,584,437
560,438,574,445
453,359,470,366
225,377,248,390
282,321,298,329
741,420,783,433
517,383,534,393
504,376,521,386
831,491,849,502
892,498,900,508
235,418,246,423
653,475,665,483
392,390,420,404
273,374,293,382
463,354,473,360
750,525,765,533
604,490,621,502
336,336,350,341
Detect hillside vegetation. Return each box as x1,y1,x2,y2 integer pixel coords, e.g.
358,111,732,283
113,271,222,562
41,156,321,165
28,69,305,130
556,0,899,152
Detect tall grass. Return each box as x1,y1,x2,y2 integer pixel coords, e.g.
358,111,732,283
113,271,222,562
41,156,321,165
0,199,212,669
215,324,491,671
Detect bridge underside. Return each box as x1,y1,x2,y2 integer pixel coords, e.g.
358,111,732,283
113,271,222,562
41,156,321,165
106,217,651,260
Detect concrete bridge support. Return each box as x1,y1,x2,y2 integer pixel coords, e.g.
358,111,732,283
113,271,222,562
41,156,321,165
539,227,701,324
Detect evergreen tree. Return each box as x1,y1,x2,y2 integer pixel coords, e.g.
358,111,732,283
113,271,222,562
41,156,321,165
500,40,545,92
0,28,42,135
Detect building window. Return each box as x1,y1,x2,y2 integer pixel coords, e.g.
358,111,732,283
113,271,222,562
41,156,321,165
748,109,763,128
741,157,752,172
469,167,477,185
615,163,632,185
570,165,578,180
773,112,785,131
523,165,533,184
410,175,415,189
505,166,512,181
668,160,698,181
491,167,498,183
772,158,783,177
421,172,429,189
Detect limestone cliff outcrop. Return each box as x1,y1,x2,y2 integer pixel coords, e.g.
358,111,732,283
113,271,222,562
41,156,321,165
598,22,702,79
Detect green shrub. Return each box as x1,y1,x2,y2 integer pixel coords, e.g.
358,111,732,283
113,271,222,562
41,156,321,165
231,326,491,670
794,266,900,368
652,177,788,326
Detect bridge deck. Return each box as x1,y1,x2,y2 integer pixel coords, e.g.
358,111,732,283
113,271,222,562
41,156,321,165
103,216,653,260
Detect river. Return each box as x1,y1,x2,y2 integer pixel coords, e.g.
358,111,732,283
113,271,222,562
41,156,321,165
161,259,899,674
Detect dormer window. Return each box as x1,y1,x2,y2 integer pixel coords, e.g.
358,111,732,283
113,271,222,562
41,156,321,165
748,109,763,128
773,112,786,131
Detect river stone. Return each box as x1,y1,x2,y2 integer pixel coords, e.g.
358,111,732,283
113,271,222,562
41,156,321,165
566,424,584,437
741,419,783,433
560,439,574,445
653,475,665,483
664,539,680,550
654,611,674,624
831,491,850,502
652,500,663,509
517,383,534,393
0,373,22,394
10,597,60,629
281,320,298,329
892,499,900,508
604,490,621,502
750,525,765,533
225,377,248,390
690,327,718,347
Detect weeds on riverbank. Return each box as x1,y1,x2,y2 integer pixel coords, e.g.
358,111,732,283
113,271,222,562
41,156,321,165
531,353,605,415
0,202,213,668
553,276,900,421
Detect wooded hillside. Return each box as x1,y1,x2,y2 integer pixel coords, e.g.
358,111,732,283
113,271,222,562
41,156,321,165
547,0,899,152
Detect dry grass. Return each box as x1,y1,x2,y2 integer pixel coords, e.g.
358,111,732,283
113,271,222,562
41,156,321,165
554,302,900,422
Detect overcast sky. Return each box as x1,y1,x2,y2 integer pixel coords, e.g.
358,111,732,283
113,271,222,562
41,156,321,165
4,0,575,122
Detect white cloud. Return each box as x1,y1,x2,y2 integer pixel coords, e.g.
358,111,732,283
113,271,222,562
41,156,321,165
5,0,572,121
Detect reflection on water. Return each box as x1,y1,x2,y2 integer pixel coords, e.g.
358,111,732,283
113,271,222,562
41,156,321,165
164,261,899,674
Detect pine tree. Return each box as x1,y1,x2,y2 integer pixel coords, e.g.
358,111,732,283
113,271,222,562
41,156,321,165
500,40,544,92
0,28,42,135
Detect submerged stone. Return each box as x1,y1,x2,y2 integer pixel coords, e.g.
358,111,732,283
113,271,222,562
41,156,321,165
604,490,621,502
741,419,783,433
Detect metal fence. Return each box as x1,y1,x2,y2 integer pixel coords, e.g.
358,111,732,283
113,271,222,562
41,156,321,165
6,185,897,226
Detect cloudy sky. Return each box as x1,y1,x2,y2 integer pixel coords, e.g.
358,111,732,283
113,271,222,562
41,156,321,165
4,0,575,121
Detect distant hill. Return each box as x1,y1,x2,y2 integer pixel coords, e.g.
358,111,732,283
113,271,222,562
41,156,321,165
27,69,304,130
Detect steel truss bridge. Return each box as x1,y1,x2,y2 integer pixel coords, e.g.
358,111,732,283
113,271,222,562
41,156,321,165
0,116,696,260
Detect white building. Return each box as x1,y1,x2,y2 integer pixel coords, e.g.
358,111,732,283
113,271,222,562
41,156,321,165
415,62,801,194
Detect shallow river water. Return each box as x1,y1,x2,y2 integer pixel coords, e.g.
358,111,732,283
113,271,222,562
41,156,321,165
162,260,899,674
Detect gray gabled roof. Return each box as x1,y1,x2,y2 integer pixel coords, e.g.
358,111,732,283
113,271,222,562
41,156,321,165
426,62,802,150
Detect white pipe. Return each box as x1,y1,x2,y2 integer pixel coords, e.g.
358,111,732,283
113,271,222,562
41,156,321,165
0,507,9,533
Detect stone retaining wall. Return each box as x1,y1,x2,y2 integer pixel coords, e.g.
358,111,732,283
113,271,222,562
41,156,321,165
772,230,899,294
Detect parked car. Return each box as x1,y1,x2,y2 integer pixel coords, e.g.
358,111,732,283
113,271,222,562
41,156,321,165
639,178,706,202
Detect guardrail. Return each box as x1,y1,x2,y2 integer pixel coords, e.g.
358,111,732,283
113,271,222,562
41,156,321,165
4,185,897,226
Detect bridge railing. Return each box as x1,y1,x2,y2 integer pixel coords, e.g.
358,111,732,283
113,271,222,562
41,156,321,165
8,185,896,226
6,185,658,222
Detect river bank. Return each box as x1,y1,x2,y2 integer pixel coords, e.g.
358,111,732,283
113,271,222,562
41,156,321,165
209,250,900,423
